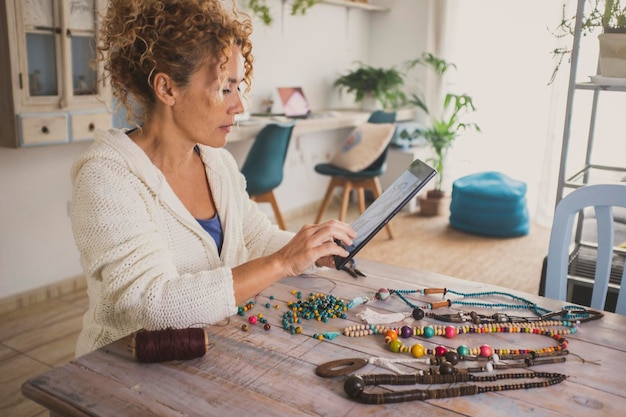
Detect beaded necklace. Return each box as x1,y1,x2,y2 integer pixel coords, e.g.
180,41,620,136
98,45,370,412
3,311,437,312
343,371,567,404
342,322,573,365
376,287,597,322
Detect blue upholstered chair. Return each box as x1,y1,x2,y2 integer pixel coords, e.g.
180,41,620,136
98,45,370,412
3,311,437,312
314,110,397,239
544,184,626,315
241,122,295,230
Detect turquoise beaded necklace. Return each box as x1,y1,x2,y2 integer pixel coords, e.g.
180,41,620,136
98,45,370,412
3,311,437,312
382,287,595,322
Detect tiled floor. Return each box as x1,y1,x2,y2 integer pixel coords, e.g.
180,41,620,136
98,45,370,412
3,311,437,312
0,202,356,416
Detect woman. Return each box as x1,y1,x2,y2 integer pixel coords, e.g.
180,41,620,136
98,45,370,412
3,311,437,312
71,0,355,357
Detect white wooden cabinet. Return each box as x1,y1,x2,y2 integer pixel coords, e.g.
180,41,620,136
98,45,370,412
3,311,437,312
0,0,111,147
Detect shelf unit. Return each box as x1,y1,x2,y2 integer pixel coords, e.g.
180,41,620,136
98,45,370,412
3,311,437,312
322,0,388,12
552,0,625,311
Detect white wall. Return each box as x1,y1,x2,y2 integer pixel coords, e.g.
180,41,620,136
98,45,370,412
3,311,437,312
0,0,419,299
5,0,616,300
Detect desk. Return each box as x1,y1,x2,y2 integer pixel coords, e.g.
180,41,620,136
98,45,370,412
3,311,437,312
22,259,626,416
230,108,417,142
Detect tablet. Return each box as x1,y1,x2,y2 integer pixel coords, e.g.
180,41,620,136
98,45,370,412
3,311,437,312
334,158,437,270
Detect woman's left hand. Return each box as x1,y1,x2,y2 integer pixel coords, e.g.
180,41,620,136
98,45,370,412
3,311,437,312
273,219,356,277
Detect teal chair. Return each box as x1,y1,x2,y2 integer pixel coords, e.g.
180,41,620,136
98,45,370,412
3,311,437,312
241,122,295,230
314,110,397,238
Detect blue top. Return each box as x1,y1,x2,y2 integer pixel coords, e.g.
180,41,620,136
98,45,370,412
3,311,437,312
196,213,223,254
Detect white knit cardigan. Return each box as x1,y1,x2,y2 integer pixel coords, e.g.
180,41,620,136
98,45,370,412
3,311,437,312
71,129,294,356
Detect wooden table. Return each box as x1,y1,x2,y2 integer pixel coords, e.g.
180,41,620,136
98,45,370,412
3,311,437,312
22,259,626,416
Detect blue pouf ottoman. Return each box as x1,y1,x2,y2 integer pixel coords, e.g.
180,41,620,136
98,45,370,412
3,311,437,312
449,172,529,237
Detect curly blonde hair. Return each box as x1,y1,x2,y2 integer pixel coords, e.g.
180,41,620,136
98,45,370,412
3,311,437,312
97,0,254,124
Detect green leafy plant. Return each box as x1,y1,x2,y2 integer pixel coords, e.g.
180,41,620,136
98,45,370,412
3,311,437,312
247,0,321,26
405,53,480,192
333,62,406,110
550,0,626,83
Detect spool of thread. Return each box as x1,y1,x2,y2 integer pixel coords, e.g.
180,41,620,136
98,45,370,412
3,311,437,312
130,328,209,363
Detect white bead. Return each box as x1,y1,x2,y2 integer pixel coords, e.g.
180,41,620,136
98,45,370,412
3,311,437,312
492,353,500,363
485,362,494,372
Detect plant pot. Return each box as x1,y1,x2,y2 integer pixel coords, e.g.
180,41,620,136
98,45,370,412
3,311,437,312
419,190,445,216
599,33,626,78
360,94,382,112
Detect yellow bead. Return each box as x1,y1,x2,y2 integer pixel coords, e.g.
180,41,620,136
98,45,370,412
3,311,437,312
411,344,425,357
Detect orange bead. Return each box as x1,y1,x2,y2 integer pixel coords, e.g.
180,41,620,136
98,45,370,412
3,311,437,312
385,329,398,341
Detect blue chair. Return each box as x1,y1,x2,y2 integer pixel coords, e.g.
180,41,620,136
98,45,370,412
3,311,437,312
544,184,626,315
314,110,397,239
241,122,295,230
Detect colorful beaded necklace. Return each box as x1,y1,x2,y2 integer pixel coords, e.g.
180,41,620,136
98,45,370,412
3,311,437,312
342,321,573,364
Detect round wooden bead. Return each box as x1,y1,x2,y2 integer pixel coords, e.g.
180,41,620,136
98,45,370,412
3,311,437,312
264,323,271,331
480,344,493,357
457,345,470,356
375,288,390,301
439,361,455,375
435,345,448,357
423,326,435,338
412,308,425,320
400,326,413,338
344,375,365,398
445,351,460,365
248,316,258,325
384,330,398,344
388,340,402,353
411,343,425,358
445,326,457,338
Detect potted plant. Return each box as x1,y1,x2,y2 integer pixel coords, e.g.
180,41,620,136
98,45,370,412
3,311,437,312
247,0,321,26
404,53,480,216
333,62,406,110
551,0,626,83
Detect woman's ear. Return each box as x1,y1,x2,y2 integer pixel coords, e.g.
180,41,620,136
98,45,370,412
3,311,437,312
153,73,176,106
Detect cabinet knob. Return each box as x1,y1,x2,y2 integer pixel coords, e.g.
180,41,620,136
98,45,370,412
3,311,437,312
41,126,49,134
88,123,95,132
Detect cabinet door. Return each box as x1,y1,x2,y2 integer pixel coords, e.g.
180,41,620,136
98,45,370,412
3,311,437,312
19,0,62,103
16,0,102,108
66,0,99,99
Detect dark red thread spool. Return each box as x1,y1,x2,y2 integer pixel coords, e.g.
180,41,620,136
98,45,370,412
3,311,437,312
131,328,208,363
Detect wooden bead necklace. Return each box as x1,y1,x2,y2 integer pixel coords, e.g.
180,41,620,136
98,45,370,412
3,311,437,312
343,371,567,404
342,322,572,362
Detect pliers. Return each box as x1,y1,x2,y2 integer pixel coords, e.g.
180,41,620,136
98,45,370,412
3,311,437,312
341,259,366,278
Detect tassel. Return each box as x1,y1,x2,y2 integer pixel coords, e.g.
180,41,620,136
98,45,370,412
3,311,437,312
356,308,411,324
347,296,369,309
368,357,430,374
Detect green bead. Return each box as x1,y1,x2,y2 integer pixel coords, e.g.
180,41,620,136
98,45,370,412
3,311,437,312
389,339,402,353
423,326,435,338
457,345,470,356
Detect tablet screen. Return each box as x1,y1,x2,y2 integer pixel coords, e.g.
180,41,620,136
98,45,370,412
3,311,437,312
334,159,436,270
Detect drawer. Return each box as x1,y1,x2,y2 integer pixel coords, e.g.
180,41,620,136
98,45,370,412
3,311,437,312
71,112,112,141
19,113,69,146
